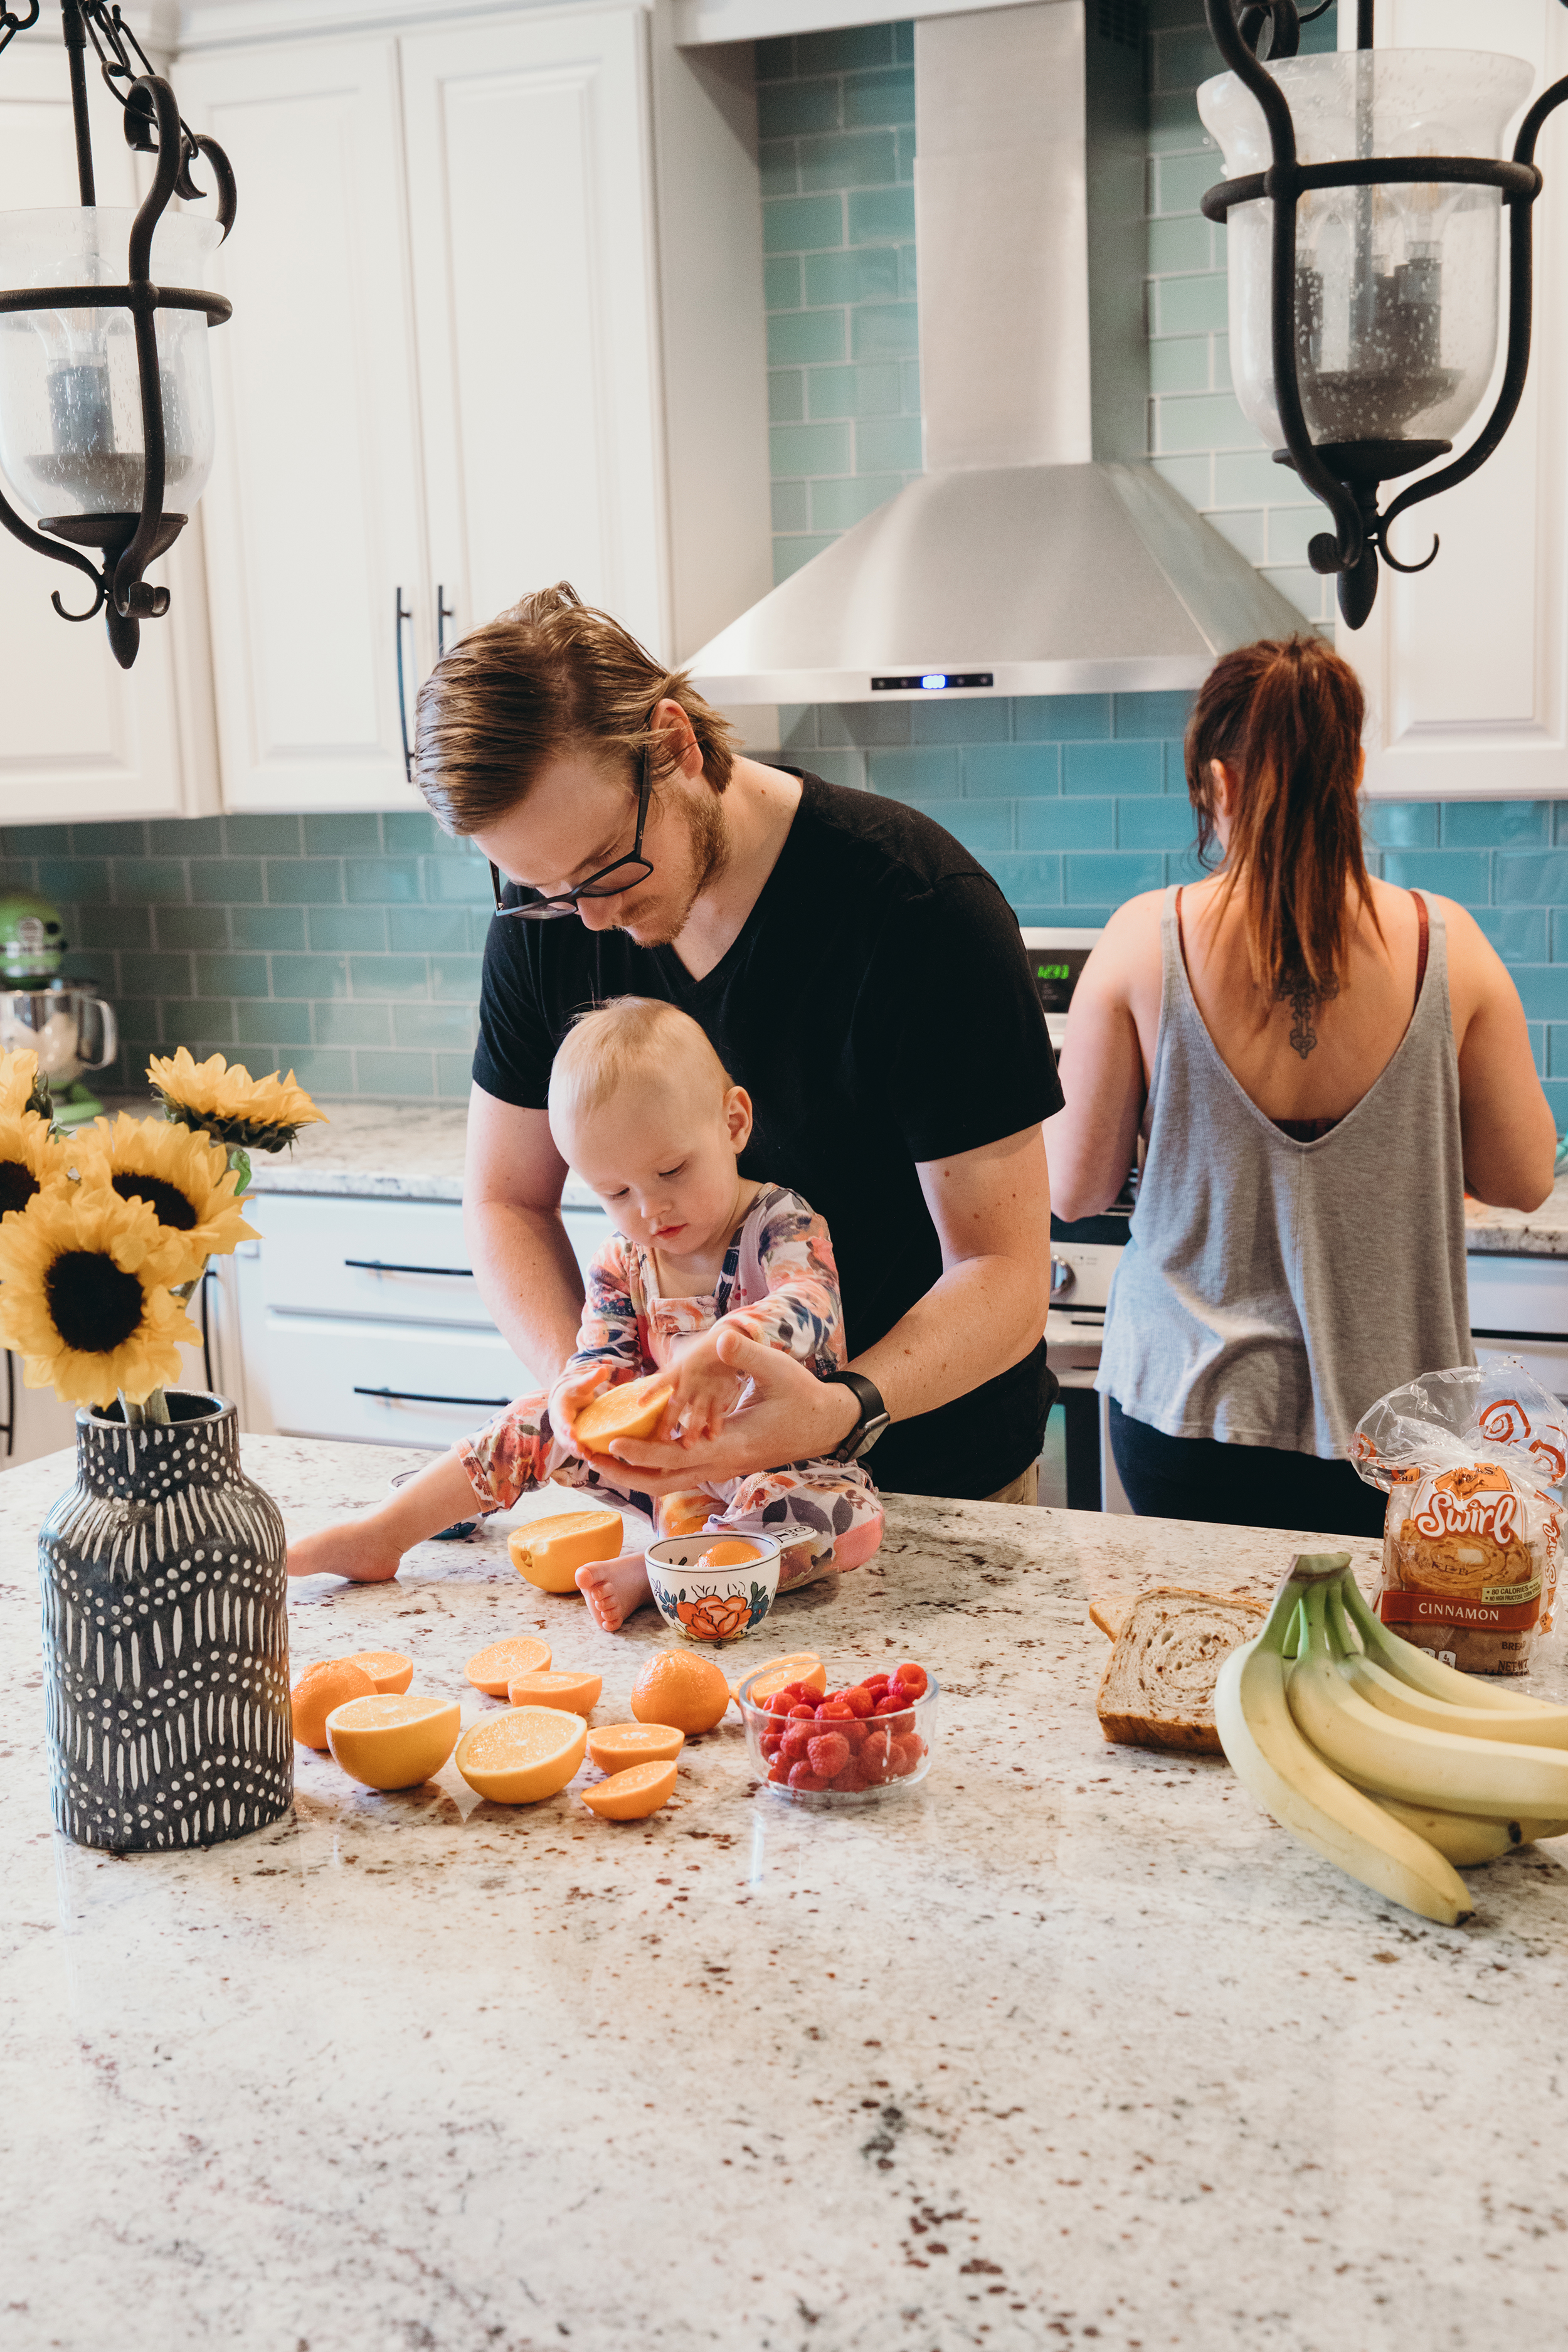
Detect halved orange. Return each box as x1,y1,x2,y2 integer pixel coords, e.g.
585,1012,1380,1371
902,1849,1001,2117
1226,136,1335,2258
506,1666,602,1715
292,1658,376,1749
326,1694,461,1789
581,1761,678,1820
574,1371,673,1451
346,1648,413,1695
508,1508,623,1593
732,1651,826,1707
587,1722,686,1774
466,1635,552,1695
455,1707,586,1804
699,1538,760,1568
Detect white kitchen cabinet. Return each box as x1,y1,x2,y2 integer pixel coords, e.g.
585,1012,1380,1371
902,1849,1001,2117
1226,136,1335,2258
230,1191,610,1448
0,39,216,823
175,35,430,814
177,1,771,816
1343,1,1568,798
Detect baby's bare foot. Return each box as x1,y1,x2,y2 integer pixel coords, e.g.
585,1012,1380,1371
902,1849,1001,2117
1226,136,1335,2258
576,1549,654,1633
288,1519,403,1584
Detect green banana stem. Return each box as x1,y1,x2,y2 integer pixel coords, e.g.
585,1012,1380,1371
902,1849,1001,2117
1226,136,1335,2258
1340,1574,1388,1650
1284,1599,1305,1659
1256,1553,1355,1658
1323,1581,1360,1661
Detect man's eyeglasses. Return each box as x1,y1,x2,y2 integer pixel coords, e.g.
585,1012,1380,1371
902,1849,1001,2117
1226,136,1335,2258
489,748,655,921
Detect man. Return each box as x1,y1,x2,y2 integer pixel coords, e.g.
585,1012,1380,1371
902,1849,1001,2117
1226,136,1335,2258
415,581,1061,1506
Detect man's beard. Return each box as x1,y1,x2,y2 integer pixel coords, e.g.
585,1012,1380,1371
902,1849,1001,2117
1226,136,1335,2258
616,787,729,948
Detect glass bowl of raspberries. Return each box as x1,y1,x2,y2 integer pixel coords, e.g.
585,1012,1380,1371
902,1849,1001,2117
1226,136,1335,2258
736,1660,936,1802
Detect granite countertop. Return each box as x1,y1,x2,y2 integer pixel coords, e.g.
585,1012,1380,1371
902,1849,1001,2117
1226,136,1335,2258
6,1435,1568,2349
1465,1175,1568,1257
220,1099,1568,1256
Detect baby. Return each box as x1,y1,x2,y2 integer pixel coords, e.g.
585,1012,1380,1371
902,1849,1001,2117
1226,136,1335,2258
287,997,884,1628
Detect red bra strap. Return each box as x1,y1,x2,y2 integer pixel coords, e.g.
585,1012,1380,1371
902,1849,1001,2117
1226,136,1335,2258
1411,889,1429,1004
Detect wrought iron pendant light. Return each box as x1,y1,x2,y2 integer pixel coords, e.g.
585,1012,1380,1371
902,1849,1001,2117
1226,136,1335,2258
0,1,234,669
1200,0,1568,627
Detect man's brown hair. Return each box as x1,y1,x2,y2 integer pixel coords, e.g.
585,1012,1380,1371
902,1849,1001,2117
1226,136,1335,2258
413,581,740,834
1185,633,1380,996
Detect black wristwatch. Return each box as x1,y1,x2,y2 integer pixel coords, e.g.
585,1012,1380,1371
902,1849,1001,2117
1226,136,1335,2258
824,1370,891,1464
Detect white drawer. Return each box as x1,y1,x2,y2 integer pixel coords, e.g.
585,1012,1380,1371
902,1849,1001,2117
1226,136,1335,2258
1466,1253,1568,1339
260,1312,533,1447
252,1194,612,1327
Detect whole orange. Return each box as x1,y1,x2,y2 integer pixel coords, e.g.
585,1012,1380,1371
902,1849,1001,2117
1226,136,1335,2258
291,1657,376,1749
630,1648,730,1737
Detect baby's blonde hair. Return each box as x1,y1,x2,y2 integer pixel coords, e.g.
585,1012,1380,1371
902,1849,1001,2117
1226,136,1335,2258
547,996,733,1128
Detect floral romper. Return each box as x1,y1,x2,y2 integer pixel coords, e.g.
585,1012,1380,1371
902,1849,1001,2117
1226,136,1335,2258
457,1184,884,1587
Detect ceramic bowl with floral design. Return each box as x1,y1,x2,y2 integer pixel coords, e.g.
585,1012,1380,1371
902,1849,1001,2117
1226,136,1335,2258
644,1533,781,1643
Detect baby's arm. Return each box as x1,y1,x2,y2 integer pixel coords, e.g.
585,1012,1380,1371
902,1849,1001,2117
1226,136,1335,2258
547,1234,647,1453
724,1199,845,1370
663,1201,845,1443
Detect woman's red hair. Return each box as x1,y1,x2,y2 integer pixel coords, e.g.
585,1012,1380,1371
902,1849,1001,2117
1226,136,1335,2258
1185,634,1379,994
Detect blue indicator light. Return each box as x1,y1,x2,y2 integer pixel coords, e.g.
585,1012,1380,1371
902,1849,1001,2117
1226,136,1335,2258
919,672,948,691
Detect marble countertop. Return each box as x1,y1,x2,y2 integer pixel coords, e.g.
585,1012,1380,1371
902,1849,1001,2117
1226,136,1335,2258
6,1434,1568,2350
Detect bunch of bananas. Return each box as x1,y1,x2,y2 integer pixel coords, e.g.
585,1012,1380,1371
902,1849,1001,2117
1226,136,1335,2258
1215,1553,1568,1924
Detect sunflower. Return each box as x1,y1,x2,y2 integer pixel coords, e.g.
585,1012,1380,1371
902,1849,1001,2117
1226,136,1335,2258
146,1048,327,1153
0,1184,203,1407
0,1110,69,1221
0,1047,50,1123
74,1113,260,1259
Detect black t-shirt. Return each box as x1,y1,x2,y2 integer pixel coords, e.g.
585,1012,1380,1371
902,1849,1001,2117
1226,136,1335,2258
473,771,1065,1498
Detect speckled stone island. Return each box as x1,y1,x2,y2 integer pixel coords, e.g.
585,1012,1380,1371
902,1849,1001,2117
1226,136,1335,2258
38,1392,292,1851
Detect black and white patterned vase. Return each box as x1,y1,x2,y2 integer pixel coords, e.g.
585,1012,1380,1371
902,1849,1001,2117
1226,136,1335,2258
38,1391,293,1851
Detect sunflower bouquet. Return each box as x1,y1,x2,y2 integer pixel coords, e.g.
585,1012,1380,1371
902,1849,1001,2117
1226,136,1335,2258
0,1047,324,1424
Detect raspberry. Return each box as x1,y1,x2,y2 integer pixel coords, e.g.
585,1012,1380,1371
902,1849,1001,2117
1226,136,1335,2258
859,1729,895,1783
807,1731,850,1779
760,1730,783,1760
891,1735,923,1777
780,1725,814,1765
788,1705,817,1722
893,1661,929,1699
788,1762,829,1791
863,1673,891,1695
816,1698,855,1721
830,1762,869,1793
873,1698,915,1729
843,1685,876,1718
837,1718,867,1752
766,1690,795,1717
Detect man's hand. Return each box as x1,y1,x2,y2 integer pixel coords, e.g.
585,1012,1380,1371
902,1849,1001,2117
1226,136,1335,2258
604,1327,858,1491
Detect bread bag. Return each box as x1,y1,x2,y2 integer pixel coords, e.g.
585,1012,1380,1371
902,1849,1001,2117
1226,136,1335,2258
1350,1362,1568,1676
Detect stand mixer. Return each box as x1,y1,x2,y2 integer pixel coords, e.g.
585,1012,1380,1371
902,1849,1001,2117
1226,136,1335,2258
0,893,118,1128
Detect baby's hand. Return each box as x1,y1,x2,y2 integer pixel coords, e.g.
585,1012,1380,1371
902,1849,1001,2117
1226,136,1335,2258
664,1332,746,1445
548,1364,611,1453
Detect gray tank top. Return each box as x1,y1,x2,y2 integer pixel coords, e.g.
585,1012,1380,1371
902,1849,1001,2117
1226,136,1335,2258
1097,886,1472,1459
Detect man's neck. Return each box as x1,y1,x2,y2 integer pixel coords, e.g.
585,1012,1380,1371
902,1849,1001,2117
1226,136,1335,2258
669,756,803,982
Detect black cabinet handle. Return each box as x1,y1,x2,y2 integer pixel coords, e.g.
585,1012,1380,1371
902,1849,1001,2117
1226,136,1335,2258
395,587,415,780
354,1385,510,1407
437,583,455,659
343,1259,474,1276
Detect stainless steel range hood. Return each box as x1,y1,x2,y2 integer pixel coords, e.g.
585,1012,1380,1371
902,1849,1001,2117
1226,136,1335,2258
686,0,1301,705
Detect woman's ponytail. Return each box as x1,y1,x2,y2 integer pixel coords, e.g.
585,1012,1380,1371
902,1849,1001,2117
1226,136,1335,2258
1185,635,1375,996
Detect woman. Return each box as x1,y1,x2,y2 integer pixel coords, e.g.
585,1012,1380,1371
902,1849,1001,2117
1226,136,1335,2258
1046,635,1556,1536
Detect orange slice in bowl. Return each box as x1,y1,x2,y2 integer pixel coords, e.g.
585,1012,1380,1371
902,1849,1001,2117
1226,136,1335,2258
326,1694,461,1789
506,1667,603,1715
697,1539,760,1567
731,1651,827,1707
455,1707,586,1804
581,1761,678,1820
346,1648,414,1695
465,1635,553,1695
587,1722,686,1774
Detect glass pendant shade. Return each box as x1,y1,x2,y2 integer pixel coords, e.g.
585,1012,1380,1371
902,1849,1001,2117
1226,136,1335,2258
1198,50,1533,460
0,206,220,522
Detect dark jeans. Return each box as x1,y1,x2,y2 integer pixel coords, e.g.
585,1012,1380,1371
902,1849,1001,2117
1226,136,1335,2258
1108,1399,1387,1538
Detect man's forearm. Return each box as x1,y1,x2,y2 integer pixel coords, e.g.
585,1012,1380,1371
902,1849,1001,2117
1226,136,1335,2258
465,1198,586,1387
850,1253,1049,1425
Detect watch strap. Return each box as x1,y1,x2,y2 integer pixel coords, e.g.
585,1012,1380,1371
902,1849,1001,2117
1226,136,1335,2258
823,1369,890,1463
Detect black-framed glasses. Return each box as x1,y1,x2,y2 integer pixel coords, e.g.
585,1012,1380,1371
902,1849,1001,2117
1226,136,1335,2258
489,747,655,921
